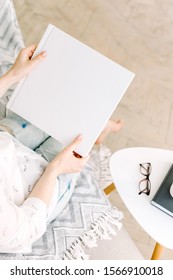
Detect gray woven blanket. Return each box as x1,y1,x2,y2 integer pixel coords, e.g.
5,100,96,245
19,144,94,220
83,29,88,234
0,0,123,260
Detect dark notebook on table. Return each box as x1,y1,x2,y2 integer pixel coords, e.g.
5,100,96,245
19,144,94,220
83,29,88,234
151,164,173,217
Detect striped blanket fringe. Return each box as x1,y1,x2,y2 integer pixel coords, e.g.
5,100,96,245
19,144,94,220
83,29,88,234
63,207,123,260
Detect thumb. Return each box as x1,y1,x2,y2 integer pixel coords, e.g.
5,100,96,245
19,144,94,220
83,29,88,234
31,51,47,66
68,134,83,151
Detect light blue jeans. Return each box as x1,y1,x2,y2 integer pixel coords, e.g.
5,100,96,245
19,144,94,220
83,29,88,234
0,111,64,161
0,111,77,223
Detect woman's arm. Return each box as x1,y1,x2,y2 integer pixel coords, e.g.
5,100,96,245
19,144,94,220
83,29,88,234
0,70,15,98
0,45,46,98
29,134,89,206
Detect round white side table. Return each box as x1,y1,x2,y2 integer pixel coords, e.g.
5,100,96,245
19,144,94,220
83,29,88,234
110,147,173,259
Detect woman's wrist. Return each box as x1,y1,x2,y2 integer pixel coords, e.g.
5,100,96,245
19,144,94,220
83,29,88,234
6,67,20,84
4,68,18,86
45,162,61,178
0,70,17,98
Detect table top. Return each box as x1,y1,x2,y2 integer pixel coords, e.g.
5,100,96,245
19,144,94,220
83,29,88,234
110,147,173,249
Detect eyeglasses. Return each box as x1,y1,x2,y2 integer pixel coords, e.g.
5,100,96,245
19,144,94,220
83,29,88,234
138,162,152,196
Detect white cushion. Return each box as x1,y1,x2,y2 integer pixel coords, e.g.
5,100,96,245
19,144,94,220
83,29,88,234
89,226,144,259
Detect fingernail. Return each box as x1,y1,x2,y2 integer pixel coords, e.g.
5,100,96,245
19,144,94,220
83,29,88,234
77,134,83,140
41,51,47,57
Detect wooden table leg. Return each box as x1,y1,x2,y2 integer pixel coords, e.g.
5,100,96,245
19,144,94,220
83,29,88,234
104,183,164,260
104,183,116,195
151,242,164,260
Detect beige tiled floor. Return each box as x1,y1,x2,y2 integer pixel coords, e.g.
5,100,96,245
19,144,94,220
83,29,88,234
13,0,173,259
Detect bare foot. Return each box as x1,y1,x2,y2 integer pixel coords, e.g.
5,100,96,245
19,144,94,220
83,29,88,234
95,119,123,144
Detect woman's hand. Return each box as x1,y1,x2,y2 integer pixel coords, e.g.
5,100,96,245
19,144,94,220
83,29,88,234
29,135,89,206
9,44,47,84
47,135,90,176
0,45,46,97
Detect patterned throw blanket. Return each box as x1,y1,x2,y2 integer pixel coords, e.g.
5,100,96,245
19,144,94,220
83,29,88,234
0,0,123,260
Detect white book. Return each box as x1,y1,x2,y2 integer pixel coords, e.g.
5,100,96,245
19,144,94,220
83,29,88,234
7,24,135,157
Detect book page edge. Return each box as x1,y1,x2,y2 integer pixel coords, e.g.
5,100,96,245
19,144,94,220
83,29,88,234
7,24,54,109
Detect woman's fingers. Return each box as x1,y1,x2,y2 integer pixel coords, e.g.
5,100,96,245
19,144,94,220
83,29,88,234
68,134,83,152
23,44,37,58
30,50,47,67
68,135,90,162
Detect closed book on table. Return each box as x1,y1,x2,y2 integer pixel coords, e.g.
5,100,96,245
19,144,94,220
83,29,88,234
151,164,173,217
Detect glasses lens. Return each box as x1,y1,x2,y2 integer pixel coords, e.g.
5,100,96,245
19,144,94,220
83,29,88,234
140,163,151,176
139,178,151,195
